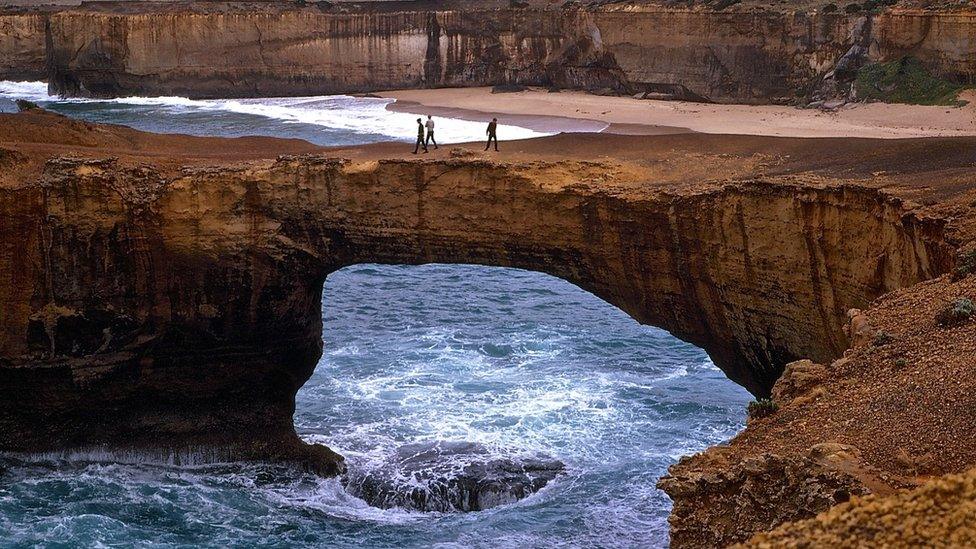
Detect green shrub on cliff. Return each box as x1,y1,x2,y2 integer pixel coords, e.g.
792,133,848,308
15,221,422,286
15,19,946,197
873,331,894,347
712,0,742,9
861,0,898,13
15,100,39,112
952,250,976,280
747,398,778,419
855,57,967,106
936,297,975,328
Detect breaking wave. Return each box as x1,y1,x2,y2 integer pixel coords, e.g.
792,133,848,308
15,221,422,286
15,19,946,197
0,84,750,547
0,81,553,145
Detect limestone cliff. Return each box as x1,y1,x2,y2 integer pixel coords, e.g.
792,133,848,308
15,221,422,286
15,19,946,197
0,12,47,81
3,112,975,545
1,2,972,102
0,109,958,465
661,263,976,546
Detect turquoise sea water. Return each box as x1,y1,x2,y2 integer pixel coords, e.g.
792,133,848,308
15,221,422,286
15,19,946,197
0,83,751,548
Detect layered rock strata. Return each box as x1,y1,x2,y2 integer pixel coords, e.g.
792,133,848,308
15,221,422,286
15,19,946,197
0,12,47,81
1,111,974,543
1,2,974,102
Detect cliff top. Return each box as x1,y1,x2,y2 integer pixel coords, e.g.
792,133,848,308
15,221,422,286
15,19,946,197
4,106,976,547
7,107,976,208
0,109,320,183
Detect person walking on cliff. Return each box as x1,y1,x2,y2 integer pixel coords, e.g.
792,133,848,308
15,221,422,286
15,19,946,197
424,115,438,150
485,118,499,152
413,118,428,154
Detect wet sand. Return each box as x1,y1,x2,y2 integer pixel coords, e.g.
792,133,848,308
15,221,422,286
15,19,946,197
385,97,692,136
381,87,976,139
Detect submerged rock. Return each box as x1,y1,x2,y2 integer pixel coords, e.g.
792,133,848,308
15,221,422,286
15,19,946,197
344,441,564,512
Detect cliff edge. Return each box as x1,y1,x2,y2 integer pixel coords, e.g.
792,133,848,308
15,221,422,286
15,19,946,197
2,110,976,544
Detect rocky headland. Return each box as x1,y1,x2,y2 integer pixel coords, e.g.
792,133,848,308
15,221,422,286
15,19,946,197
1,108,976,544
2,0,975,103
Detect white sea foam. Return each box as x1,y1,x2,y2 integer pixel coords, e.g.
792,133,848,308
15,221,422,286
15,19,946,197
0,80,552,143
0,235,751,547
0,445,252,468
0,79,49,100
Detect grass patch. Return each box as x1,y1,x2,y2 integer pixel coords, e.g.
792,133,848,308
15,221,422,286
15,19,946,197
873,331,895,347
15,99,39,112
952,250,976,281
936,297,975,328
747,398,778,419
855,57,967,106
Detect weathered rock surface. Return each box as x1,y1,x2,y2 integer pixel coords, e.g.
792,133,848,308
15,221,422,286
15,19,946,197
0,12,47,81
343,441,564,512
3,2,975,102
770,359,826,404
1,110,975,542
740,466,976,548
663,270,976,546
658,444,872,548
0,112,957,465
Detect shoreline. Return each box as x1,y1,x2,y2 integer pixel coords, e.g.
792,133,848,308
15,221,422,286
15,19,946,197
385,97,693,136
380,87,976,139
3,105,976,548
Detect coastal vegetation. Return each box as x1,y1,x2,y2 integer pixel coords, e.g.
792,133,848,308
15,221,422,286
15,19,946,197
855,57,968,106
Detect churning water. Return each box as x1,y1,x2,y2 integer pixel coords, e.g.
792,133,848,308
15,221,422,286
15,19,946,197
0,81,553,145
0,83,751,548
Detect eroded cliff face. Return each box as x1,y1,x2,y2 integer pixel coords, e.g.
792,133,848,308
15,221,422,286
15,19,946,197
0,13,47,81
2,3,968,102
659,443,874,548
662,265,976,546
41,6,625,99
0,119,956,473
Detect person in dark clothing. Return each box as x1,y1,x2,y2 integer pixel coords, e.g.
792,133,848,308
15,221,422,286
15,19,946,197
413,118,428,154
485,118,499,152
424,115,438,150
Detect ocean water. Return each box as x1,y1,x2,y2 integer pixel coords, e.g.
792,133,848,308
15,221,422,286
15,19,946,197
0,81,553,146
0,82,752,548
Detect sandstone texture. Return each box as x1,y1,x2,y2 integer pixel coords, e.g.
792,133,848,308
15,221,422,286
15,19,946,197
662,267,976,546
0,12,46,81
770,359,827,403
2,110,976,542
741,467,976,548
0,1,974,102
658,444,871,548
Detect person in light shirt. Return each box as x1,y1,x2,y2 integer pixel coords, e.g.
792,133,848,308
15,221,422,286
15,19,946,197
424,115,438,150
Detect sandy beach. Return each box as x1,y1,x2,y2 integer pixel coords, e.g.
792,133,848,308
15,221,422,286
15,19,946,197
382,87,976,139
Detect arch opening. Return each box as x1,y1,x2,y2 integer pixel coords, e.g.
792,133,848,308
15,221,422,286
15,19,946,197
0,154,956,481
295,262,751,545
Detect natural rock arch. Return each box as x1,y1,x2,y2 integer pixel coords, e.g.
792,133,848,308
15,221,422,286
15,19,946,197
0,154,953,471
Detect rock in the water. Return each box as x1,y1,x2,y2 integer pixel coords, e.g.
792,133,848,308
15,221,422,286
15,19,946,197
344,441,564,512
